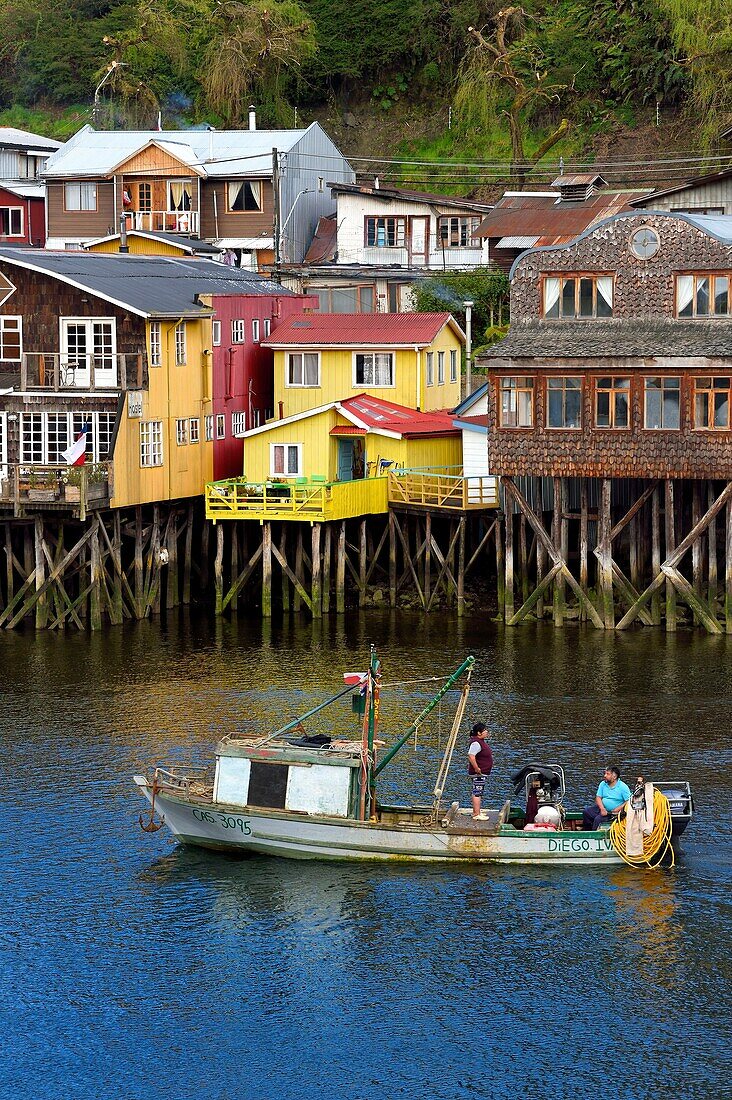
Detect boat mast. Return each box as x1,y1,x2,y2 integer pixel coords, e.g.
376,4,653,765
367,644,380,818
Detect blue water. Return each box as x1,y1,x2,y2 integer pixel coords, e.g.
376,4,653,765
1,612,730,1099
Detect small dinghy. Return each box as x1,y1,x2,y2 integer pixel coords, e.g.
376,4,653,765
134,651,693,867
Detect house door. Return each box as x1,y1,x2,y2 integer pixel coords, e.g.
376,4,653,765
337,438,366,481
408,216,430,265
60,318,117,388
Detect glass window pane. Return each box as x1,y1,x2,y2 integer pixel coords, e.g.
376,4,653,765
548,390,564,426
304,354,318,385
695,392,709,428
714,377,730,388
360,286,374,312
714,276,728,316
287,446,299,474
566,388,581,427
695,277,709,316
596,277,613,317
714,391,729,428
615,392,629,427
646,389,661,428
596,391,610,426
518,391,532,426
579,278,593,316
273,446,284,474
597,377,612,389
544,278,560,318
562,278,576,318
664,389,680,429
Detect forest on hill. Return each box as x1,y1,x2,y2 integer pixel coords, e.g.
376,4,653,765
0,0,729,174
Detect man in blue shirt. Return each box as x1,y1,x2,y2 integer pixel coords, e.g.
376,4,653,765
582,765,632,830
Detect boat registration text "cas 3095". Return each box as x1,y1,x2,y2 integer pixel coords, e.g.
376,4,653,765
192,808,252,834
547,836,613,852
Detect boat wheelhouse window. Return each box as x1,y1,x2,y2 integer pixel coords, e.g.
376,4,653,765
543,276,613,319
499,376,534,428
247,761,289,809
227,180,263,212
595,377,630,429
547,377,582,428
644,376,680,430
694,377,732,430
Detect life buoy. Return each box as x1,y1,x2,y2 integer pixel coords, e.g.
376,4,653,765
523,822,557,831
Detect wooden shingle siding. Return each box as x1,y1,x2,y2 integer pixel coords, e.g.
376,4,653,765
47,180,116,239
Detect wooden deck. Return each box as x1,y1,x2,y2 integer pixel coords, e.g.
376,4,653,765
388,470,499,511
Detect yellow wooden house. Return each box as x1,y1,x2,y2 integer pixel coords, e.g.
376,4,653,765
263,311,464,419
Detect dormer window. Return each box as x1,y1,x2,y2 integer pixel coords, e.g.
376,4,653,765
677,274,729,317
543,275,613,319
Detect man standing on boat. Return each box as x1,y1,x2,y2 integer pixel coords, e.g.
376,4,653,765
468,722,493,819
582,765,632,830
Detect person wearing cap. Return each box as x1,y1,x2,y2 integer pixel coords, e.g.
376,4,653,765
582,764,631,830
467,722,493,819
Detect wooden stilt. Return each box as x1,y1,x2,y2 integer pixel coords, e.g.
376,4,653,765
183,504,193,605
424,513,431,607
552,478,564,627
230,521,239,612
166,510,179,610
457,516,466,617
5,523,14,611
215,522,224,615
692,482,703,625
311,524,322,618
111,513,123,624
322,523,331,614
359,519,367,607
200,518,210,593
665,480,676,632
579,480,588,623
598,478,614,629
651,486,661,625
519,514,529,605
34,517,48,630
495,513,505,618
90,516,102,631
708,482,718,612
630,514,639,592
134,507,144,618
262,522,272,618
726,497,732,634
336,521,346,614
294,527,304,612
504,504,514,622
389,512,397,608
280,526,290,612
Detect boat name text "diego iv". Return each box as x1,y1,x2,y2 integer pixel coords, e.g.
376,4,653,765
547,836,613,853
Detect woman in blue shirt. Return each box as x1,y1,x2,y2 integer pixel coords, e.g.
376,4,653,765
582,765,632,830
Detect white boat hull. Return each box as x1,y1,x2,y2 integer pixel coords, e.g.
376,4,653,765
134,778,622,865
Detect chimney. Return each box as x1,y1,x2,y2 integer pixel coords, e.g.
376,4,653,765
248,105,257,131
374,176,380,190
119,213,129,253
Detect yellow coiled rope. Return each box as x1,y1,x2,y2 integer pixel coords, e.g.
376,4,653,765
609,788,675,869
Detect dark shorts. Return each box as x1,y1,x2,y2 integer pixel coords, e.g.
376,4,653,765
470,775,486,798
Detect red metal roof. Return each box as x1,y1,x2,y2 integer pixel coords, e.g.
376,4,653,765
341,394,459,437
263,312,458,347
329,424,367,436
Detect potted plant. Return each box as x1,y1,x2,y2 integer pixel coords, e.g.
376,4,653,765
61,466,82,502
27,469,58,502
86,462,109,501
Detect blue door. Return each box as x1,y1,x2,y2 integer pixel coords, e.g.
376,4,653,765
337,439,354,481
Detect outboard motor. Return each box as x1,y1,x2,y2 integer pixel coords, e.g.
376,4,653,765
654,781,694,838
511,763,566,829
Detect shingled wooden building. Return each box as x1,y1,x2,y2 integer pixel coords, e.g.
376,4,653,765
478,209,732,632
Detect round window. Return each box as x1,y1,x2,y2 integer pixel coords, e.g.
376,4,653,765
629,226,660,260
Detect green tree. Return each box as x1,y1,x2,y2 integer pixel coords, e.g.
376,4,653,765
655,0,732,142
412,270,510,343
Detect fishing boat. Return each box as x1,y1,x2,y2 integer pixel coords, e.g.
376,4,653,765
134,651,693,867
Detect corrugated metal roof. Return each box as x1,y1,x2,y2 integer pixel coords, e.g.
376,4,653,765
495,235,540,249
43,124,316,179
329,424,367,436
304,215,337,263
84,230,221,254
630,168,732,205
476,190,650,240
262,311,460,346
0,127,62,152
341,394,459,436
0,181,45,200
0,248,292,318
551,174,607,187
330,180,493,213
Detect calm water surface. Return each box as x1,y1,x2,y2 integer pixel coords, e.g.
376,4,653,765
0,612,730,1100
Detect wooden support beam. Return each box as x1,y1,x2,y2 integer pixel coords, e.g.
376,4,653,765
311,524,322,618
280,526,290,612
134,507,144,618
424,513,431,607
215,522,224,615
457,517,466,617
364,522,389,588
552,478,563,627
5,523,14,611
230,521,239,612
294,527,304,613
41,527,84,630
609,481,658,543
597,478,614,629
495,513,505,618
336,521,346,614
726,496,732,634
222,543,262,612
502,478,604,629
465,518,497,577
692,482,703,625
651,486,661,625
111,513,124,624
708,482,718,612
34,517,48,631
322,523,331,614
579,481,588,623
149,506,162,616
392,511,425,610
262,522,272,617
504,503,514,622
272,539,312,613
388,513,397,608
425,524,462,613
200,519,210,593
507,562,562,625
166,511,179,610
359,519,367,608
89,517,102,630
665,480,676,632
663,565,722,634
183,504,194,606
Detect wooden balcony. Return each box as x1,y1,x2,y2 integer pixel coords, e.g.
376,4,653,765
19,353,144,392
130,210,200,234
387,469,499,510
206,477,389,522
0,463,113,517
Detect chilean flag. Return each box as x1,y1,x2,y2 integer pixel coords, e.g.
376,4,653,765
343,672,368,686
61,423,91,467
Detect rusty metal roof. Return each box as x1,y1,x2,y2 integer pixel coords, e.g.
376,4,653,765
303,215,338,263
476,190,650,241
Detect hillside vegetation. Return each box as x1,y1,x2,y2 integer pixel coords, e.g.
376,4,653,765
0,0,729,176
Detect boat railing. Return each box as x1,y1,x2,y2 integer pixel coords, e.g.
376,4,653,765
153,764,212,793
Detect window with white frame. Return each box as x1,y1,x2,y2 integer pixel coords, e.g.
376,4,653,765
311,285,376,313
140,420,163,467
644,376,680,429
500,377,534,428
212,320,222,346
64,182,97,211
263,318,271,337
216,413,226,439
0,316,22,361
365,216,406,248
175,322,187,365
450,349,458,383
547,377,582,428
354,352,394,387
287,352,319,386
426,351,434,386
0,207,23,236
252,319,260,342
167,180,192,213
149,321,162,367
437,352,445,385
543,275,614,319
176,418,189,445
232,319,245,343
189,417,200,443
677,274,730,317
227,180,263,212
271,443,302,477
205,414,214,441
20,411,115,463
232,411,247,435
437,215,481,248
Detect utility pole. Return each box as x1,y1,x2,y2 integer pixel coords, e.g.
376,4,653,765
272,147,282,280
464,300,474,399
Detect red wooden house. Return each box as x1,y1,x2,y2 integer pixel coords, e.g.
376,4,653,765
0,183,47,247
